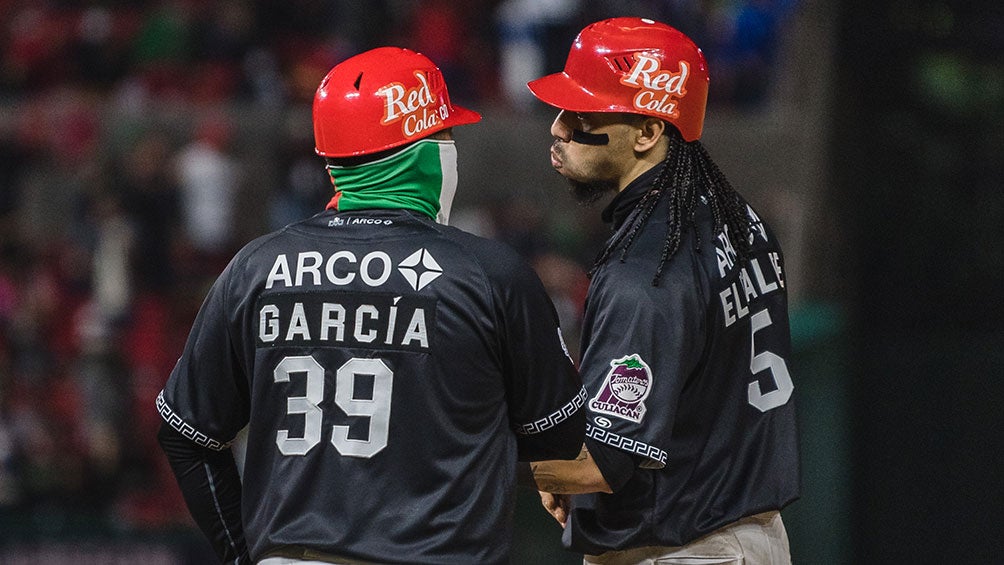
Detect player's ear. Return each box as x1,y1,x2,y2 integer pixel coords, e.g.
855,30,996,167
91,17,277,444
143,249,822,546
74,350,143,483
633,117,666,153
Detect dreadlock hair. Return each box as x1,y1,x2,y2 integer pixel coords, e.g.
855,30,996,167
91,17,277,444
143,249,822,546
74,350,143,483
588,125,753,286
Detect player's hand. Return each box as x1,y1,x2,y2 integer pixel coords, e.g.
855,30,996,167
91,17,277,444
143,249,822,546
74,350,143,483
538,491,570,527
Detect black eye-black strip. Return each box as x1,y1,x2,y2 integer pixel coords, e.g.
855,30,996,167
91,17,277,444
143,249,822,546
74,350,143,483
571,129,609,145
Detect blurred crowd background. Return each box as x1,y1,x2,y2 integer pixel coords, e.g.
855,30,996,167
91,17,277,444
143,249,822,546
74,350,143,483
1,0,1001,563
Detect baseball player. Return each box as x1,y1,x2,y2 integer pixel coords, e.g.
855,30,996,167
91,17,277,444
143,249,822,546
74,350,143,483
156,47,586,565
524,18,800,564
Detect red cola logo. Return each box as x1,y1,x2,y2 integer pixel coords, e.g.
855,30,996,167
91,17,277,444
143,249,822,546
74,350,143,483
619,53,690,119
376,71,450,139
588,354,652,423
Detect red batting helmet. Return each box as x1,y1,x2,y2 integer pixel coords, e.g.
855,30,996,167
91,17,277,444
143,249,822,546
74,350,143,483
313,47,481,157
527,17,709,142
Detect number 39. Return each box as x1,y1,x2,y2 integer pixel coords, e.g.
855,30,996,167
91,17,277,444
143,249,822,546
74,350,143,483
273,355,393,458
747,309,794,412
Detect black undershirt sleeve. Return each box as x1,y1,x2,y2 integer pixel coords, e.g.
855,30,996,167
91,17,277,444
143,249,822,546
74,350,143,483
157,420,250,564
515,461,536,489
585,436,638,493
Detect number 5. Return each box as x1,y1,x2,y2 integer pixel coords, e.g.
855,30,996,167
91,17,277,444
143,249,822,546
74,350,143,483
747,309,794,412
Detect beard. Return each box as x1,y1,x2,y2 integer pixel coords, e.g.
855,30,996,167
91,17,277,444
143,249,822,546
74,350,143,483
551,141,618,204
565,176,618,205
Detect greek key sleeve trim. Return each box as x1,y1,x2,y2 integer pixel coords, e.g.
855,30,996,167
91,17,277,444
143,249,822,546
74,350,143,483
514,387,588,435
157,390,232,451
586,422,668,468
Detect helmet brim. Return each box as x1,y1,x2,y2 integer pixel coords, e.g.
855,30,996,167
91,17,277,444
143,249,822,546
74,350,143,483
316,103,482,158
527,72,630,113
443,104,482,128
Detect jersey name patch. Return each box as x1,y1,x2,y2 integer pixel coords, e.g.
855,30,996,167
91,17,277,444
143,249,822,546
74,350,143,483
589,354,652,423
256,291,436,352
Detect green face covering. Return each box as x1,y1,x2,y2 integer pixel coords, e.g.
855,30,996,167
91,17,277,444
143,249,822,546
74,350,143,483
325,139,459,224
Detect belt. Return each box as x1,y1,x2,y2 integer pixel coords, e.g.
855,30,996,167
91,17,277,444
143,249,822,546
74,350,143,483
259,546,378,565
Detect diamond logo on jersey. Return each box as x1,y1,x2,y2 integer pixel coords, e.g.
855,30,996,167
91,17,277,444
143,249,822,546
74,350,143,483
589,354,652,423
398,248,443,291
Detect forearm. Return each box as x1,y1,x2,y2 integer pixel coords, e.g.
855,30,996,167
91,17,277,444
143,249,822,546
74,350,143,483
157,420,250,564
531,444,613,494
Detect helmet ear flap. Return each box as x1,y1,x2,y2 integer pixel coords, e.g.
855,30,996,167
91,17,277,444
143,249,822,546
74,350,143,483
312,47,481,158
527,17,709,142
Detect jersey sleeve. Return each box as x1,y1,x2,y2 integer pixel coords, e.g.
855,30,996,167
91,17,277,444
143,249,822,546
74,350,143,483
157,420,249,563
157,257,251,450
579,248,707,471
488,250,586,462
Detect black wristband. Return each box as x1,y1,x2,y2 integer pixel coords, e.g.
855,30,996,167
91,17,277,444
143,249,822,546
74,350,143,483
515,461,538,489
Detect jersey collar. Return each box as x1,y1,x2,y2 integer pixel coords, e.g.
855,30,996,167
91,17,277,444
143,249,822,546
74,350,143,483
601,164,663,229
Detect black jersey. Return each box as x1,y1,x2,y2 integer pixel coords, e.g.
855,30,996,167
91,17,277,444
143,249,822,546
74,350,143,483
158,208,586,564
565,169,800,553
